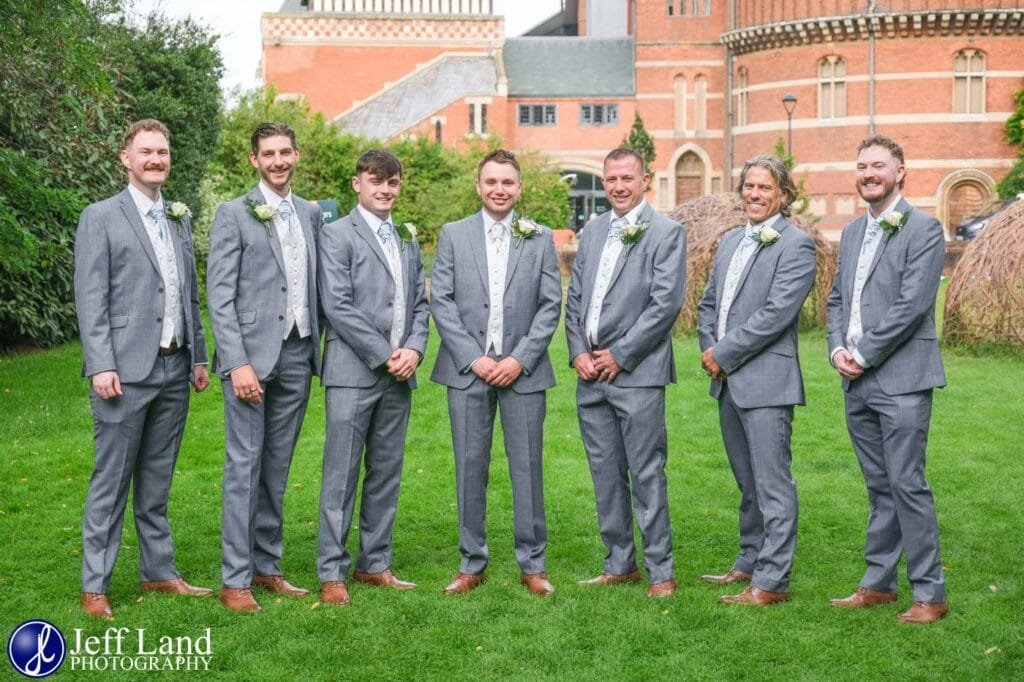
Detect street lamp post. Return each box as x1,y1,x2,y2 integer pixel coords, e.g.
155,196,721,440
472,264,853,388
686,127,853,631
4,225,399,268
782,94,798,157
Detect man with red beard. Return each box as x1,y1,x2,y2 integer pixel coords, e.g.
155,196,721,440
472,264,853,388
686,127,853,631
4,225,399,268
207,123,323,612
74,119,211,619
827,134,949,623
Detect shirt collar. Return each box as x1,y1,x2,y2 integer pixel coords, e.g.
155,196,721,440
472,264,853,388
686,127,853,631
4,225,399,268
357,204,390,233
611,199,647,226
481,209,514,234
745,212,782,234
258,181,294,212
127,183,162,217
868,194,902,222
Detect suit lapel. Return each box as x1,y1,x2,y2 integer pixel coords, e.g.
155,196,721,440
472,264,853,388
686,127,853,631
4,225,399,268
349,207,392,276
469,213,490,293
119,190,160,273
503,211,524,292
732,218,790,300
605,203,654,293
249,188,287,279
580,212,613,313
865,199,910,283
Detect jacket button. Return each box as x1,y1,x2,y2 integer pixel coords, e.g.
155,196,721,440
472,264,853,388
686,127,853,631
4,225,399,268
156,317,162,322
281,286,287,292
278,315,284,321
483,303,489,308
158,286,165,293
479,330,485,336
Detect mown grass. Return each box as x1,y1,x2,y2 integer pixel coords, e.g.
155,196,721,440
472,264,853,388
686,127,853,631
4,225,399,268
1,307,1022,680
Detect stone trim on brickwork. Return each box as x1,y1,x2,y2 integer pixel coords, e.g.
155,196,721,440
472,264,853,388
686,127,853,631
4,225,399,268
721,9,1024,55
262,13,503,45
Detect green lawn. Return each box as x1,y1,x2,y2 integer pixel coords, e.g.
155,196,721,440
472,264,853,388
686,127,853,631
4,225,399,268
1,314,1022,679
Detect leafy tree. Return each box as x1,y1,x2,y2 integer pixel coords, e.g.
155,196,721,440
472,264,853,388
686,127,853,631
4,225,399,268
997,86,1024,199
622,112,656,172
772,138,811,217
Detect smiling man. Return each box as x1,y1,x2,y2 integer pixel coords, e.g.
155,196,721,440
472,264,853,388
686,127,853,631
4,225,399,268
430,149,562,597
316,150,429,606
564,148,687,598
74,119,211,619
207,122,323,612
826,134,949,624
696,155,816,606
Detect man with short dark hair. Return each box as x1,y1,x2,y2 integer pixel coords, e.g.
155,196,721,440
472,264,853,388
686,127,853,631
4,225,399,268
827,134,949,624
697,154,817,606
565,148,687,598
207,122,322,612
430,149,562,597
74,118,211,619
316,150,429,606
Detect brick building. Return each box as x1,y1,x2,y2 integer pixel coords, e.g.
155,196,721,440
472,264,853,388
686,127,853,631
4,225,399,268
262,0,1024,236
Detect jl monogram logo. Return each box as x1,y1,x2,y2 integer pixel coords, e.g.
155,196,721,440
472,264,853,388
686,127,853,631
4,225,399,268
7,620,67,678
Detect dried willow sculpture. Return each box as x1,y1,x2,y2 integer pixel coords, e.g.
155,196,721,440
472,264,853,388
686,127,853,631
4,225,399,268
944,199,1024,349
669,193,835,334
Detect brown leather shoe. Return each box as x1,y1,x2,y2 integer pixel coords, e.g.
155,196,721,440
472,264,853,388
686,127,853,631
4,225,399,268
220,587,260,613
321,581,351,606
646,578,678,598
140,578,214,597
898,601,948,624
81,592,114,619
442,571,486,595
829,587,898,608
352,569,417,591
521,572,555,596
252,574,310,597
699,568,752,585
720,586,789,605
578,569,643,586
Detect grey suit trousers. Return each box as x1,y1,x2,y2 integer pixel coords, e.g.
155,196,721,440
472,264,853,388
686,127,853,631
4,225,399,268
718,384,797,593
577,380,674,584
221,336,313,588
317,375,411,582
845,372,946,603
447,378,548,575
82,351,190,593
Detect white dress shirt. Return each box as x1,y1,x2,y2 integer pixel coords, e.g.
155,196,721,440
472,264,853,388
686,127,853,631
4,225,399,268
260,182,310,340
717,213,781,340
482,209,510,355
357,205,405,349
586,200,646,345
128,184,183,349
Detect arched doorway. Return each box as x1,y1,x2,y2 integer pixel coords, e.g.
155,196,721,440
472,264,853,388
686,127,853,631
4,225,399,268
946,180,992,235
675,152,704,204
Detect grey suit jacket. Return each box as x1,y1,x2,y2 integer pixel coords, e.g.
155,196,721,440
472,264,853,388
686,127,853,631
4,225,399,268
564,204,687,388
826,199,947,395
74,187,207,383
207,187,323,380
318,207,429,389
429,212,562,394
696,217,817,409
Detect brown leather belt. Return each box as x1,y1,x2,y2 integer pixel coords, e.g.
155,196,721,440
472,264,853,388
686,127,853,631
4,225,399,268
158,341,181,357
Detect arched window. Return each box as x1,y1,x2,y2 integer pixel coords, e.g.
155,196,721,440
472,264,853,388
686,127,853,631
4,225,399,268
674,75,687,132
694,75,707,132
675,151,705,205
954,49,985,114
735,67,748,127
818,56,846,119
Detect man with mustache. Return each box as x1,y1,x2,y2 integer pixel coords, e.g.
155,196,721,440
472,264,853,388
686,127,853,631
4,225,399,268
565,148,687,598
316,150,429,606
827,134,949,624
207,122,322,612
74,118,211,619
696,155,816,606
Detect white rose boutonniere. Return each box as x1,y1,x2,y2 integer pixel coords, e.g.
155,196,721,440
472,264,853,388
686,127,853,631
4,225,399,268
166,201,192,237
753,225,780,246
244,198,277,236
395,222,417,251
879,210,907,237
510,215,541,248
618,220,649,257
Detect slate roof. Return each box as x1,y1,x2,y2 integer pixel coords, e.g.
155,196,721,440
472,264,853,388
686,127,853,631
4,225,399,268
335,55,498,140
503,37,634,97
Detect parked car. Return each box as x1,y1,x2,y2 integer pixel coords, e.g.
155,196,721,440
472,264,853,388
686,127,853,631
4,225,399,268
954,200,1013,240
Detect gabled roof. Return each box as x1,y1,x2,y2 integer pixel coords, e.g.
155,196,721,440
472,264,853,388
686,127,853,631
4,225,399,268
504,37,634,98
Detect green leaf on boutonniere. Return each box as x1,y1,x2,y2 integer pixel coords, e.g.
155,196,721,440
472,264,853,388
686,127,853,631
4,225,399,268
395,221,417,251
879,210,907,237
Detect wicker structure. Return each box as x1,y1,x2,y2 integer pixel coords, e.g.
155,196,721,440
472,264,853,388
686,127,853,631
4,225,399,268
944,199,1024,349
670,193,835,334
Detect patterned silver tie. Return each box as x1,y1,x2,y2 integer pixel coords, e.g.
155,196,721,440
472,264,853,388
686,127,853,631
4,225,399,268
608,217,624,242
278,201,294,233
379,221,394,245
489,221,505,245
147,203,166,241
